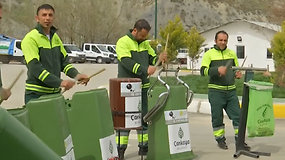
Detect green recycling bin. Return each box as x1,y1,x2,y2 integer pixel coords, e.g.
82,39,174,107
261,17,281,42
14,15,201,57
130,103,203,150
8,106,31,129
26,94,75,159
66,88,118,160
0,107,61,160
247,80,275,137
145,68,195,160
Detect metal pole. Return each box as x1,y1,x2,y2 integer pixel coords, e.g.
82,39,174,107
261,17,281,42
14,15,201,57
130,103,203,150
154,0,157,39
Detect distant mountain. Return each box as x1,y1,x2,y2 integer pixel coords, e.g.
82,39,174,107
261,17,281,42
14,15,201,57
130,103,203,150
0,0,284,46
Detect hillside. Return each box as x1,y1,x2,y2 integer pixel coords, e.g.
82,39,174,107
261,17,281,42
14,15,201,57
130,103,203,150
0,0,284,46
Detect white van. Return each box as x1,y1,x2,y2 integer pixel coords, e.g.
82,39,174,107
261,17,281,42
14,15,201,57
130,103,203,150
63,44,86,63
82,43,112,63
105,44,118,63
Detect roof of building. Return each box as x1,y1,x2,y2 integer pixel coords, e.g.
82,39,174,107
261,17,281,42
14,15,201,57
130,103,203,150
201,19,281,33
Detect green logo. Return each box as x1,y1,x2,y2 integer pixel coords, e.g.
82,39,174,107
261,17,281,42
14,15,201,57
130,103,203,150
257,104,271,118
109,141,113,154
178,127,184,139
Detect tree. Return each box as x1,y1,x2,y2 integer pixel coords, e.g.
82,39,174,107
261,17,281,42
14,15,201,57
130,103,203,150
159,16,188,62
186,26,205,73
270,21,285,87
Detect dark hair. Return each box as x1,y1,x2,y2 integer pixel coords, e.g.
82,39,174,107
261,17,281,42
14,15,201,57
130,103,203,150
215,30,228,40
134,19,151,31
0,2,2,9
37,4,55,15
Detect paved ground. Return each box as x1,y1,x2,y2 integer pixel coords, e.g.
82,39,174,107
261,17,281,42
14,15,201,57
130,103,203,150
125,113,285,160
1,63,284,160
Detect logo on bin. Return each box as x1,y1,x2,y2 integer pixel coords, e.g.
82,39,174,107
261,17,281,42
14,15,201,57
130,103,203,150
178,127,184,139
109,140,113,154
257,104,271,118
126,83,134,92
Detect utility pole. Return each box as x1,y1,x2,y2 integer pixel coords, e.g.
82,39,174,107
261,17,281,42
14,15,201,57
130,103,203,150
155,0,158,39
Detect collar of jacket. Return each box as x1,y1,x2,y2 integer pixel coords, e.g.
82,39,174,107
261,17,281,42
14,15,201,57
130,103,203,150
214,44,227,52
127,29,147,44
35,23,57,39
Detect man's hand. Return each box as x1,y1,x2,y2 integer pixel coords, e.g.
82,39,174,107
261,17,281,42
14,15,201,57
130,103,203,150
76,74,89,85
235,70,242,79
159,51,168,63
0,88,11,101
218,66,227,76
60,80,75,91
148,66,156,76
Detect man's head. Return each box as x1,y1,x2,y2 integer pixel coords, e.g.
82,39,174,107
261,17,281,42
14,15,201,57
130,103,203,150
36,4,55,32
132,19,151,43
215,30,229,50
0,2,3,20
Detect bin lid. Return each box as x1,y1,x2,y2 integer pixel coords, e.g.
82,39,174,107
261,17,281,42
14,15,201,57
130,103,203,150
246,80,273,90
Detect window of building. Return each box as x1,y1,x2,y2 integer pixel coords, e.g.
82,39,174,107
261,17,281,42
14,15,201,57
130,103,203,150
236,46,245,59
267,48,273,59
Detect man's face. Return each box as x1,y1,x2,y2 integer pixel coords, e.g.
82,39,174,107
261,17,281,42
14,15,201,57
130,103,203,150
133,28,149,43
215,33,228,50
36,9,54,29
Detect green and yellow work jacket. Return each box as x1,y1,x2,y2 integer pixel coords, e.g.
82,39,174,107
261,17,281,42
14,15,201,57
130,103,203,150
200,45,239,90
116,31,157,89
21,24,78,95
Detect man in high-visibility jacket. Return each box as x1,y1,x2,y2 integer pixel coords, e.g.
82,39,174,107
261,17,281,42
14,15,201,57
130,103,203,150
0,2,11,104
116,19,167,159
21,4,89,104
200,30,244,150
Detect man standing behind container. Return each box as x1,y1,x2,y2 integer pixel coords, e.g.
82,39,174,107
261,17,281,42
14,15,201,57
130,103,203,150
116,19,167,159
0,2,11,104
21,4,89,104
200,30,245,150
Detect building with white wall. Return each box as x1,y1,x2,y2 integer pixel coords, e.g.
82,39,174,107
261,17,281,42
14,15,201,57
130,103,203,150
187,19,280,71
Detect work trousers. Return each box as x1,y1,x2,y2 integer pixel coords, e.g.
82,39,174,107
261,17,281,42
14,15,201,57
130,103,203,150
208,89,240,142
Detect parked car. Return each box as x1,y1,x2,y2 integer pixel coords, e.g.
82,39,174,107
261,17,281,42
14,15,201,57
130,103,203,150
82,43,112,64
63,44,86,63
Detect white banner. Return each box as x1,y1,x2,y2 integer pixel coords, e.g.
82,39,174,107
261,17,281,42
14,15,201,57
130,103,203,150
168,123,192,154
124,94,142,128
99,134,118,160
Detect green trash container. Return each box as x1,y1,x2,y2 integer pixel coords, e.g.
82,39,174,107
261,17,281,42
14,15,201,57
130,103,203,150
147,85,195,160
66,88,118,160
26,94,75,159
247,80,275,137
0,107,61,160
8,106,31,129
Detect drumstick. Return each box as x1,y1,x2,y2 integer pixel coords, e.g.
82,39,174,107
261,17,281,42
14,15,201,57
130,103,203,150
240,56,247,67
8,70,24,90
0,69,24,103
62,68,106,93
88,68,106,79
154,33,169,67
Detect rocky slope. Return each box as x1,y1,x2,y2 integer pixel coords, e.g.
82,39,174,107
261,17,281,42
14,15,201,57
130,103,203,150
0,0,283,46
